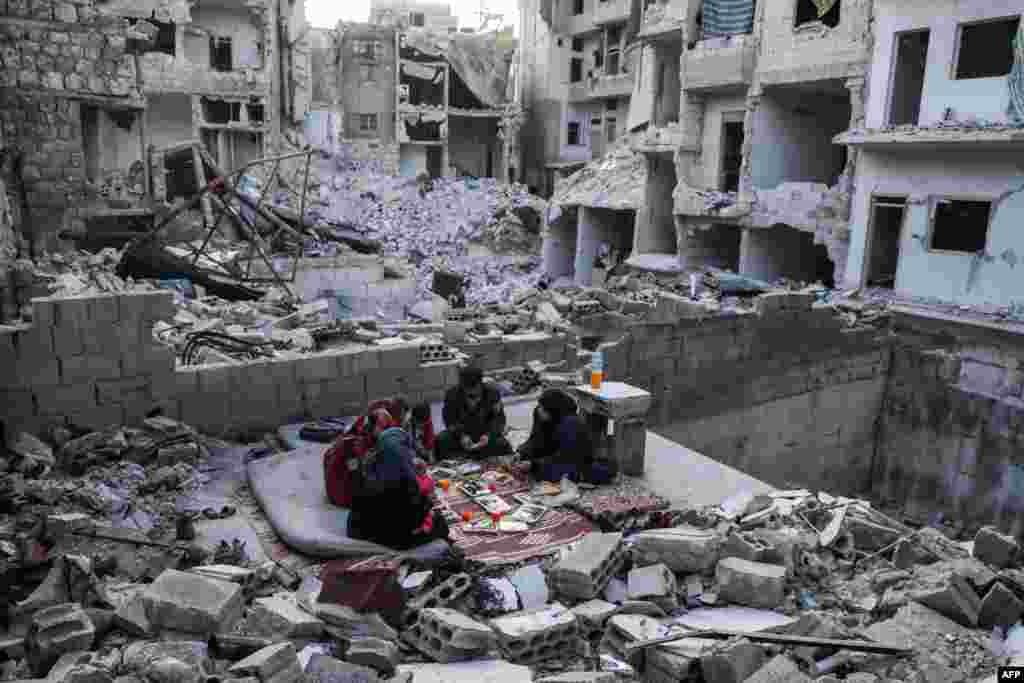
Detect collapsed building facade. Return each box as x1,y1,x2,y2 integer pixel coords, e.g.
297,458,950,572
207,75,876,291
307,17,523,181
0,0,311,255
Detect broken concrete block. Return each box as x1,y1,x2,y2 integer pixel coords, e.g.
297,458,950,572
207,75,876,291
721,531,771,563
699,640,766,683
743,655,812,683
405,608,494,663
536,674,616,683
345,638,401,676
229,643,302,683
489,603,578,664
909,572,981,627
627,564,677,604
122,641,211,679
305,653,380,683
715,558,787,609
26,603,96,676
547,532,625,600
569,600,617,639
979,581,1024,629
113,594,152,637
973,526,1019,568
862,602,973,653
408,572,472,612
316,604,398,643
601,614,671,660
395,660,531,683
143,657,203,683
47,652,113,683
142,569,244,635
630,527,722,573
249,596,324,639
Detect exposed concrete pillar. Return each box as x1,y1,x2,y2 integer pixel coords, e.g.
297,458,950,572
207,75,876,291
574,206,599,286
737,91,761,204
679,92,705,151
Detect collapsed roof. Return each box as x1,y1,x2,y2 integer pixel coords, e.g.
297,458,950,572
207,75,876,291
550,141,647,211
402,30,511,109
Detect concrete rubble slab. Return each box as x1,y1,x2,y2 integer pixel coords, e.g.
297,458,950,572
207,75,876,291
535,673,617,683
629,527,722,573
26,603,96,676
395,660,532,683
674,607,797,633
699,641,766,683
305,653,381,683
973,526,1019,568
743,655,812,683
316,604,399,643
249,596,324,639
489,603,579,664
601,614,674,659
714,558,787,609
547,533,625,600
627,564,677,603
978,581,1024,629
142,569,244,635
122,641,211,678
569,600,618,636
862,602,973,653
343,638,400,676
405,608,494,663
228,642,303,683
47,652,114,683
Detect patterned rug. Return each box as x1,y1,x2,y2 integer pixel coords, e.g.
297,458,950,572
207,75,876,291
570,482,672,531
435,472,596,565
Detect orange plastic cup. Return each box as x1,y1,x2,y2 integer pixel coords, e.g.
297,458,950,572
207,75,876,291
461,510,472,522
439,479,450,492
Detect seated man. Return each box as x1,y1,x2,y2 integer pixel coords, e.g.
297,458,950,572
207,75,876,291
517,388,615,484
435,367,511,460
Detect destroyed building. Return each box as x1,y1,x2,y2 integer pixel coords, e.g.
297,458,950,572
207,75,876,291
306,16,522,181
0,0,310,254
369,0,459,33
838,0,1024,306
518,0,638,196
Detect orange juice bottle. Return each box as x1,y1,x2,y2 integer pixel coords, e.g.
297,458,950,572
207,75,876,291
590,349,604,390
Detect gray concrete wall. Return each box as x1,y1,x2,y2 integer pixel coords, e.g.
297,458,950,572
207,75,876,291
339,24,397,141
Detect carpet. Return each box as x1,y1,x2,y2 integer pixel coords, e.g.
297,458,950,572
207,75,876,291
436,471,596,565
571,487,671,530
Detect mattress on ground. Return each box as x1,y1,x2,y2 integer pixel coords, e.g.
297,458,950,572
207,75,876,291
246,445,398,558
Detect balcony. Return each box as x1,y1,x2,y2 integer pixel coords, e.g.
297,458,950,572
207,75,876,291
139,54,270,96
568,72,634,102
560,11,599,35
593,0,630,25
637,2,684,41
631,123,685,153
683,35,756,91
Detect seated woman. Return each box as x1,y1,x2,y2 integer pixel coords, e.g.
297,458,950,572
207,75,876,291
405,402,436,463
347,408,450,550
516,389,615,485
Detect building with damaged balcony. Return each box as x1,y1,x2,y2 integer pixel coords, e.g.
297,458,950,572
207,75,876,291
0,0,308,252
518,0,639,196
314,21,521,180
838,0,1024,307
369,0,459,33
626,0,872,285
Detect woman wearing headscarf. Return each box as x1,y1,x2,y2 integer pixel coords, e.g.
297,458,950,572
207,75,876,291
516,389,614,484
347,408,449,549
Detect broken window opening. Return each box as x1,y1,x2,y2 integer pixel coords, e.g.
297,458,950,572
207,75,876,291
570,57,583,82
888,30,929,126
202,98,241,124
246,102,264,123
795,0,839,29
955,17,1020,80
607,99,618,111
606,117,617,141
360,64,375,82
930,199,991,253
164,146,200,200
594,49,604,68
606,49,620,74
353,40,382,61
359,114,379,131
866,196,906,288
573,0,584,15
607,25,621,45
210,36,233,71
409,11,425,26
448,68,487,108
81,105,101,183
126,17,176,56
567,121,581,145
572,37,584,51
719,118,744,192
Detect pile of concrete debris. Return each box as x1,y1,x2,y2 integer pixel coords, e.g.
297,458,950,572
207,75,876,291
318,155,547,307
1,412,1020,683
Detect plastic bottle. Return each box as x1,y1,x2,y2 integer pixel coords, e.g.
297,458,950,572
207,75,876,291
590,349,604,390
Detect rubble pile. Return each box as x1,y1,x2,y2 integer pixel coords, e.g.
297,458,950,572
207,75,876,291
318,155,548,307
2,406,1019,683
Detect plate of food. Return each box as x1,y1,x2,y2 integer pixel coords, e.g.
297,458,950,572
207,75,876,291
474,494,512,514
510,503,547,525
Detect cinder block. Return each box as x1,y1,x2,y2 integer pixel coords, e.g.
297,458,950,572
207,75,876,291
0,388,36,419
180,392,230,432
17,323,56,360
119,291,174,325
366,369,414,400
54,296,91,331
31,297,58,327
266,358,298,384
61,354,121,384
172,367,201,397
121,344,176,377
88,294,119,324
96,376,150,405
378,343,422,370
26,603,95,676
351,348,381,374
296,352,337,383
66,404,125,431
51,324,84,358
35,383,96,416
198,363,232,394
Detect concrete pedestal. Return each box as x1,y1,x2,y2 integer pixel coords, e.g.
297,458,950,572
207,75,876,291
573,382,652,476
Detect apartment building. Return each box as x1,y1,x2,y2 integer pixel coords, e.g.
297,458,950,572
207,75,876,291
838,0,1024,307
0,0,308,251
310,20,520,180
518,0,638,196
369,0,460,32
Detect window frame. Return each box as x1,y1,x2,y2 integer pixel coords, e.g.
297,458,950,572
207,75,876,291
793,0,840,29
209,35,233,72
358,113,379,132
409,11,425,26
951,15,1021,81
860,193,908,288
567,121,581,146
926,195,994,256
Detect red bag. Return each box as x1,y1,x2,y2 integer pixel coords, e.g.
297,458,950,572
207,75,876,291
323,434,370,508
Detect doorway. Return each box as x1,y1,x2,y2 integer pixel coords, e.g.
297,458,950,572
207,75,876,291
426,147,443,178
889,30,929,126
719,115,745,192
865,196,906,288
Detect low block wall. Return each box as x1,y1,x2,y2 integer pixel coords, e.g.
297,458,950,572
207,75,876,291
0,291,573,437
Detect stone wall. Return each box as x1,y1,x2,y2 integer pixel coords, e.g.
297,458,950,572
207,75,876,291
0,291,572,438
599,291,891,496
873,311,1024,534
